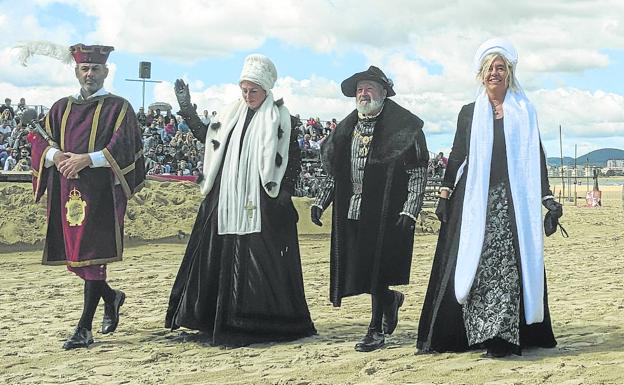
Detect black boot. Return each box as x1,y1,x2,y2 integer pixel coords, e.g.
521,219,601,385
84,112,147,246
354,327,385,352
101,289,125,334
62,326,94,350
355,294,385,352
382,290,405,335
64,280,100,349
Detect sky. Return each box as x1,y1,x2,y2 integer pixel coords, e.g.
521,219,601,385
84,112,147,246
1,0,624,157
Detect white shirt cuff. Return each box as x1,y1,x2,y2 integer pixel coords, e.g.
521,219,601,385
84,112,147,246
44,148,59,168
399,211,418,221
89,151,110,168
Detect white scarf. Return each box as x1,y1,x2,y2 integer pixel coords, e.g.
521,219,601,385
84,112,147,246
454,41,545,324
199,91,291,235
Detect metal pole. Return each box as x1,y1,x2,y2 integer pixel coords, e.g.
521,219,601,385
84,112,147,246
586,157,589,193
559,124,565,202
125,70,161,111
574,144,578,205
142,79,146,110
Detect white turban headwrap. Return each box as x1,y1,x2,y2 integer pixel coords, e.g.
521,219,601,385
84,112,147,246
472,37,518,74
239,53,277,92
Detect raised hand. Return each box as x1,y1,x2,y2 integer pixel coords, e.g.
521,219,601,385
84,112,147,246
174,79,192,111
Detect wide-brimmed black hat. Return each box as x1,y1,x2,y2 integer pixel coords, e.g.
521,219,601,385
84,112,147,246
341,66,395,97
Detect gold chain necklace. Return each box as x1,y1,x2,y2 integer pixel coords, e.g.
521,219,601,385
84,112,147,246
353,128,373,157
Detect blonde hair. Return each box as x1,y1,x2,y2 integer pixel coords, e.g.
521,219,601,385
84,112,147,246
477,53,516,90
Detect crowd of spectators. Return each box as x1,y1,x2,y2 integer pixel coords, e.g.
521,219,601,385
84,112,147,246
2,95,446,200
139,106,205,177
0,97,34,171
428,151,447,178
291,115,336,196
294,115,336,159
139,109,337,194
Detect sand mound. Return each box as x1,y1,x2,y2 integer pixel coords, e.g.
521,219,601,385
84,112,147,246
0,181,440,248
0,181,204,247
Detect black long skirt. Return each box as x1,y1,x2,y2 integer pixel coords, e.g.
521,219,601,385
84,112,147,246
165,182,316,347
416,176,557,353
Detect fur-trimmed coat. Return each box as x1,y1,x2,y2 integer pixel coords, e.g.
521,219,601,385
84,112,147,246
321,99,429,306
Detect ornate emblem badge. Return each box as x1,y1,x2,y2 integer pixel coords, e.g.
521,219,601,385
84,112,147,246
65,187,87,227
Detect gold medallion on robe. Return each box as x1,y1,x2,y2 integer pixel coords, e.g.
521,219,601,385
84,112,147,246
359,135,372,157
66,187,87,227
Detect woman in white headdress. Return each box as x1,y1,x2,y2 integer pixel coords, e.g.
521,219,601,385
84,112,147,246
165,54,316,346
416,39,562,357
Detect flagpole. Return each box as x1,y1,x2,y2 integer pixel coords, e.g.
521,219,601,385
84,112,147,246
559,124,565,202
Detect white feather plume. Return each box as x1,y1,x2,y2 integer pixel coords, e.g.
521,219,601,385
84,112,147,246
13,41,73,67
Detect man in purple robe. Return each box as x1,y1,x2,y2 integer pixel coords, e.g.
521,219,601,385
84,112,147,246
30,43,145,350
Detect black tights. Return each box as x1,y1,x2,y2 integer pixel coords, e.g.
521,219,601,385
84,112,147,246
77,280,116,331
368,286,393,332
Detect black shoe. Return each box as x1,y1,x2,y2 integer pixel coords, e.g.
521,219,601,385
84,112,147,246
62,326,94,350
382,290,404,335
484,337,513,358
101,290,125,334
354,328,385,352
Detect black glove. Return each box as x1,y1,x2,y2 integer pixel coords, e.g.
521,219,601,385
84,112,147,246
173,79,207,142
542,198,563,218
395,214,415,232
435,198,449,223
311,206,323,226
174,79,193,111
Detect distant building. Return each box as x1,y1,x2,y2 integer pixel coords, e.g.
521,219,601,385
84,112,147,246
604,159,624,176
606,159,624,169
548,165,598,178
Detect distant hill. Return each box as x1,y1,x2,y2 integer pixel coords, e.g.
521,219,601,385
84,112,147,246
547,156,575,167
547,148,624,167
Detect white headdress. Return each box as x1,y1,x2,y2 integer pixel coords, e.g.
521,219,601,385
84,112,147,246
472,37,523,95
239,54,277,92
472,37,518,74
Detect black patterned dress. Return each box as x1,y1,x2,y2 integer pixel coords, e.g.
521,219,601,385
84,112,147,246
416,103,557,354
462,118,521,347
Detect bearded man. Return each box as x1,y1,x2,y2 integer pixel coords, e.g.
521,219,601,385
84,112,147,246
311,66,429,352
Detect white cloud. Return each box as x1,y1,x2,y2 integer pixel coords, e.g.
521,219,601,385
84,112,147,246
38,0,623,64
0,47,117,106
530,88,624,139
1,0,624,156
153,75,352,121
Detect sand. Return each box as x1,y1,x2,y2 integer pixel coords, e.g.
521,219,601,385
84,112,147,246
0,181,623,384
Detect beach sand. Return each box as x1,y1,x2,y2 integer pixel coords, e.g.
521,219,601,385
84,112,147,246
1,182,623,384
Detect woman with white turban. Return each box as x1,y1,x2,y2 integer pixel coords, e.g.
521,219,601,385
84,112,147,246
165,54,316,346
416,39,562,357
